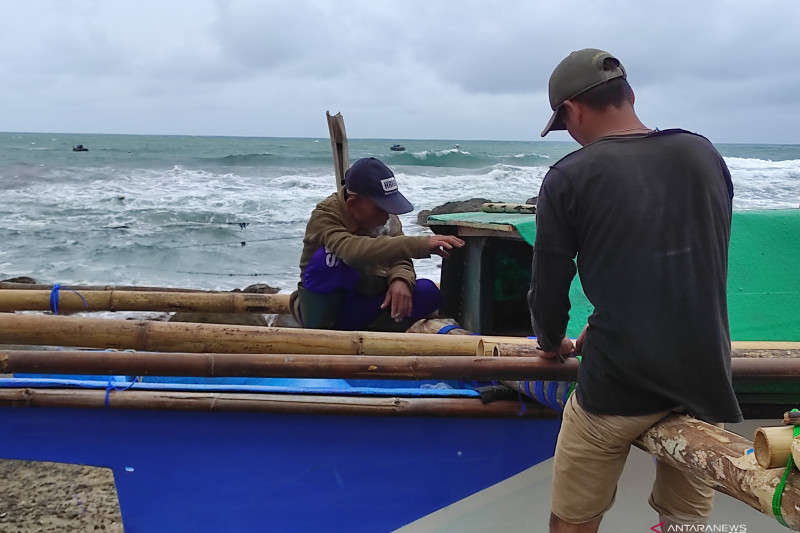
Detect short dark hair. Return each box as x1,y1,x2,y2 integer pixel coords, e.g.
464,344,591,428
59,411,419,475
571,77,633,110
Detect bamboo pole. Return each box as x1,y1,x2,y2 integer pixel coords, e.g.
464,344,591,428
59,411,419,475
634,414,800,530
415,318,800,417
732,357,800,381
0,289,291,314
481,202,536,214
0,388,556,419
754,426,797,468
3,348,796,384
485,342,542,358
0,282,227,293
0,313,481,356
414,318,564,411
488,342,800,369
412,319,800,358
1,313,795,371
0,350,576,381
732,341,800,351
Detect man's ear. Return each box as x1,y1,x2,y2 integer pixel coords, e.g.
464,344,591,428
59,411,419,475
562,100,580,126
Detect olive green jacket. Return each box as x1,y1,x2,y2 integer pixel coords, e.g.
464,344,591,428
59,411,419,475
297,188,430,295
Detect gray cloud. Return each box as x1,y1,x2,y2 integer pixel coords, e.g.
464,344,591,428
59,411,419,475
0,0,798,142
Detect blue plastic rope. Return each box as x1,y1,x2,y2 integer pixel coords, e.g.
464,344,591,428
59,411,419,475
104,376,138,408
49,284,89,315
516,388,527,414
546,381,559,410
436,324,461,335
533,381,546,408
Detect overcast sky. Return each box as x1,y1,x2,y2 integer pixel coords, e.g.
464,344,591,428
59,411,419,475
2,1,798,144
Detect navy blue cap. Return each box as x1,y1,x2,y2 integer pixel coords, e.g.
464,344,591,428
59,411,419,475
344,157,413,215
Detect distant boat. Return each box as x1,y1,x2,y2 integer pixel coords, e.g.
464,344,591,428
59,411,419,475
72,145,89,152
390,144,406,151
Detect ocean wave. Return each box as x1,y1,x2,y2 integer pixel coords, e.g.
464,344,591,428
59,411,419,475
725,156,800,208
724,156,800,178
3,134,798,291
212,153,276,164
382,147,555,170
199,151,336,169
386,148,487,169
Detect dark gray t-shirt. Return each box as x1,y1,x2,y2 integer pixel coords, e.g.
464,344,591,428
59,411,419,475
529,129,742,423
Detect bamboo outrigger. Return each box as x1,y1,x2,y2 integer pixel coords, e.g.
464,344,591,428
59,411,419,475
0,349,576,381
0,289,291,314
0,313,481,355
636,415,800,530
2,328,800,528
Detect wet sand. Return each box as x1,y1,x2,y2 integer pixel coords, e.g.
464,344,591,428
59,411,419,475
0,460,123,532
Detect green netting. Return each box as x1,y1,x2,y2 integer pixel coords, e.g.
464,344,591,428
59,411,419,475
493,250,530,302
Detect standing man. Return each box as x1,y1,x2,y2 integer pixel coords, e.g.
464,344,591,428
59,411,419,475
529,48,742,532
290,157,463,331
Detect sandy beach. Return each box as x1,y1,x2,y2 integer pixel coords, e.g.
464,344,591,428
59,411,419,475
0,459,123,532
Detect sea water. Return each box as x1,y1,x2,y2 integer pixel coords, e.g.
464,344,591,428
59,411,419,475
1,132,798,292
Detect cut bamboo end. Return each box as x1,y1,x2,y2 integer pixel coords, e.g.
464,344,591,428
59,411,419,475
491,342,543,358
476,340,487,357
754,426,796,468
792,438,800,472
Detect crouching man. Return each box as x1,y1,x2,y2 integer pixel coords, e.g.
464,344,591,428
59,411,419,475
290,157,464,332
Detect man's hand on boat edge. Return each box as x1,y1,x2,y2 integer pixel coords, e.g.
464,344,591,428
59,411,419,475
540,325,588,362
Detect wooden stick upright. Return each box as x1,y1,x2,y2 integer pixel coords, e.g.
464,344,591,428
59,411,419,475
326,111,349,191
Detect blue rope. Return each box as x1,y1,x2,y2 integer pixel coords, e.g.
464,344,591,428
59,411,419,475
534,380,546,407
561,381,571,407
436,324,461,334
516,387,527,415
546,381,559,410
104,376,137,408
49,284,89,315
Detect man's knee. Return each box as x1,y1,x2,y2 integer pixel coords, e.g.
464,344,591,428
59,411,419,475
411,278,441,318
295,287,343,329
550,512,601,532
650,459,715,524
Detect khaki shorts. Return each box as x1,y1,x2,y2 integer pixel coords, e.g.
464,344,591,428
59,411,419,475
551,394,715,525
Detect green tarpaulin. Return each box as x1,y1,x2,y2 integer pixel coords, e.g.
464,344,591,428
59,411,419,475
429,209,800,341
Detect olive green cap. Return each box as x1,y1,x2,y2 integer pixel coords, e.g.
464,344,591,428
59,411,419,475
541,48,627,137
